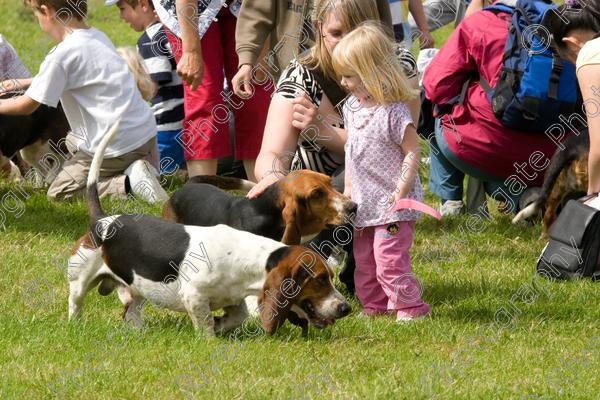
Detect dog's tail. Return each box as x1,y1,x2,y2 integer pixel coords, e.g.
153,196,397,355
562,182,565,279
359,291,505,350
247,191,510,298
186,175,256,193
86,120,120,224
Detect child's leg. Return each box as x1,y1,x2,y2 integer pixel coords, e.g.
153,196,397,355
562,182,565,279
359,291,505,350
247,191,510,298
47,139,155,201
221,11,272,182
353,227,389,315
156,129,185,174
373,221,430,319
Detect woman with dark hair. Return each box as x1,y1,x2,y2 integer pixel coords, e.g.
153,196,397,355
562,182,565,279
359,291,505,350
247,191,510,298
543,0,600,194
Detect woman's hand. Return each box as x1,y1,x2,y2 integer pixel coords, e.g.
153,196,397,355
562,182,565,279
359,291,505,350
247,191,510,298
291,92,318,131
247,172,280,199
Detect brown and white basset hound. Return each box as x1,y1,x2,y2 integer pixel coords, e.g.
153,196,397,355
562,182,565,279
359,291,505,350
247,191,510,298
162,170,357,245
68,122,351,336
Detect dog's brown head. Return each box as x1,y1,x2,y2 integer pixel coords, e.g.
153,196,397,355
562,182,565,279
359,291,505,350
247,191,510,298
258,246,351,335
278,170,357,244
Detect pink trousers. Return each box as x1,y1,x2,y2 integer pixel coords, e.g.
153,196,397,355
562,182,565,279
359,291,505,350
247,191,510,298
353,221,430,319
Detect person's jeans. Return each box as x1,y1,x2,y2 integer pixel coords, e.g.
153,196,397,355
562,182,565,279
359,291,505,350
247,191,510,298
428,118,522,212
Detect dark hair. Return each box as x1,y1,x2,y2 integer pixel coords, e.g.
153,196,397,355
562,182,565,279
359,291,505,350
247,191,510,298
543,0,600,52
25,0,87,21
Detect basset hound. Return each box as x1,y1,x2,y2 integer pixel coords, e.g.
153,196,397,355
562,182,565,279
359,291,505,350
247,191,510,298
162,170,357,245
68,122,351,336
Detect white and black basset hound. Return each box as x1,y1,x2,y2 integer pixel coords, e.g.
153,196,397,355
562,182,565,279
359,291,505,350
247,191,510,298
67,122,351,336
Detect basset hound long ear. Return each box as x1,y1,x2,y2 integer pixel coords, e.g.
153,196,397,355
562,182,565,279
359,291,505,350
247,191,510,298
281,197,302,245
258,265,293,335
258,247,312,335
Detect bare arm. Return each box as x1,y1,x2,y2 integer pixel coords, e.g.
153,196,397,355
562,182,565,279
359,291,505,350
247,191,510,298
394,123,420,201
579,66,600,194
406,75,420,123
343,168,352,199
248,94,303,198
176,0,204,90
465,0,485,18
0,94,40,115
409,0,435,48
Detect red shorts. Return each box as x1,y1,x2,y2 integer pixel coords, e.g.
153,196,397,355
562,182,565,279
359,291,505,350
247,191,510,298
166,9,272,160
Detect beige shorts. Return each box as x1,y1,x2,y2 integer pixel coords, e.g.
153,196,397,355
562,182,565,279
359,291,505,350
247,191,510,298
47,138,155,201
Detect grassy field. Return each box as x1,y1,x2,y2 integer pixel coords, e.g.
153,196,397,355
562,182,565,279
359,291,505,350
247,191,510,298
2,1,600,399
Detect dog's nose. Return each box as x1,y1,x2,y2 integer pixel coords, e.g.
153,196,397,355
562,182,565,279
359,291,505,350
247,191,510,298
338,302,352,316
345,201,358,215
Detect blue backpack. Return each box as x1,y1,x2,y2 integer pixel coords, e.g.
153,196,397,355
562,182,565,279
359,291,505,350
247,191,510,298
480,0,578,132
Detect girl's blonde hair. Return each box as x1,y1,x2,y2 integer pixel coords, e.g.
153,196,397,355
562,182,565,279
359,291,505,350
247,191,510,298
332,22,418,104
117,46,157,102
300,0,386,81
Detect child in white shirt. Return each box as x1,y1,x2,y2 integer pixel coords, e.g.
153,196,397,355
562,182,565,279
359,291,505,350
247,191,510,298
0,0,167,203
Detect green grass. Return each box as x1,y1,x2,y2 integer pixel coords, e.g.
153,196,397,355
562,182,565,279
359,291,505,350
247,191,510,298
2,1,600,399
3,178,600,400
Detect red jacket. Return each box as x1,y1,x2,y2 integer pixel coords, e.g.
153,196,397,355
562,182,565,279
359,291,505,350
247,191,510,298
423,9,561,186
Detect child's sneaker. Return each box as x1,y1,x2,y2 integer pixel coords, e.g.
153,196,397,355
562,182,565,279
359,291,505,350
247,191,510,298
440,199,465,216
124,160,168,204
396,304,430,323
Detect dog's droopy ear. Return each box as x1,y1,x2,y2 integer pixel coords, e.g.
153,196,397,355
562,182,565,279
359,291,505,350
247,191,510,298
259,248,296,335
281,197,302,245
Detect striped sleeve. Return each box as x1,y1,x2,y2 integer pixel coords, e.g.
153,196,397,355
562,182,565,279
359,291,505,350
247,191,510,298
137,27,173,84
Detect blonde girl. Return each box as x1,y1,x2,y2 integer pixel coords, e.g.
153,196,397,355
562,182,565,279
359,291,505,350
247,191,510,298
333,22,429,321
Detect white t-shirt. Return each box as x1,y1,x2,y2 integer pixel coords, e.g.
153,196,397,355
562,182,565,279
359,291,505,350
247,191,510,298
576,36,600,73
26,28,156,158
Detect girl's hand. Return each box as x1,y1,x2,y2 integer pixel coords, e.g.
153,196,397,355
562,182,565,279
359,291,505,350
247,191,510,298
343,189,352,200
291,92,318,131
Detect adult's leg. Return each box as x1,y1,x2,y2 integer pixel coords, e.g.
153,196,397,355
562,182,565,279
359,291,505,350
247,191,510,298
428,119,464,201
220,10,272,183
167,22,228,178
433,121,523,213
